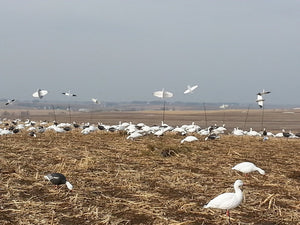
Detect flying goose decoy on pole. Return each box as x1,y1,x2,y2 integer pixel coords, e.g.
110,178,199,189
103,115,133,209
91,98,99,104
62,90,77,97
184,85,198,94
153,88,173,99
153,88,173,123
5,99,15,105
256,89,271,108
256,94,264,108
32,89,48,99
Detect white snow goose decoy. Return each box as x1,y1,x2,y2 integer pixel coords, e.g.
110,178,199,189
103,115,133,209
153,88,173,99
126,131,143,140
256,94,264,108
219,104,229,109
184,84,198,94
44,173,73,191
92,98,99,104
180,135,198,143
204,180,244,223
232,162,265,175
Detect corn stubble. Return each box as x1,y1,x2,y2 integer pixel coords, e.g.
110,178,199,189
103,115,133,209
0,131,299,225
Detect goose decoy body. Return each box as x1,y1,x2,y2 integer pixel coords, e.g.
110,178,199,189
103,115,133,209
180,135,198,143
184,85,198,94
44,173,73,190
256,94,264,108
63,127,71,132
282,129,291,138
204,180,244,223
73,122,80,128
262,128,267,136
232,162,265,175
205,133,220,141
12,128,20,134
32,89,48,99
29,131,36,137
5,99,15,105
92,98,99,104
153,88,173,99
62,90,77,97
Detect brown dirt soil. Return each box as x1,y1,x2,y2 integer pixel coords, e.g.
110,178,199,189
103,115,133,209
0,110,300,224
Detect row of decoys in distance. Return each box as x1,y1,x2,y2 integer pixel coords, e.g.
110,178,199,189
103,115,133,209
1,118,299,140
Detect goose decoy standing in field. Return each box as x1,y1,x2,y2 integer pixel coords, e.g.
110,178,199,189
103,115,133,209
73,122,80,128
44,173,73,190
205,133,220,141
180,135,198,143
126,131,143,140
262,128,269,141
232,162,265,175
32,89,48,99
262,128,267,136
282,129,292,138
29,131,36,137
204,180,244,223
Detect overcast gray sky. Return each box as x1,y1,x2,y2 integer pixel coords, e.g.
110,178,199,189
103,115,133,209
1,0,299,105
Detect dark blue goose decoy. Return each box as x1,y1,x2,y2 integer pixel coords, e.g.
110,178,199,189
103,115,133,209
44,173,73,190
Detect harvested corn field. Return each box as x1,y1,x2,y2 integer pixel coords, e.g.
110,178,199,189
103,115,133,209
0,110,300,224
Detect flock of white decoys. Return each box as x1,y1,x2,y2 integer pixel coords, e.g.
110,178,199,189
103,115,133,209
1,116,299,141
0,86,297,222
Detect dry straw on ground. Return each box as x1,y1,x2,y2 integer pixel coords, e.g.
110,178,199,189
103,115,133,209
1,127,300,225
